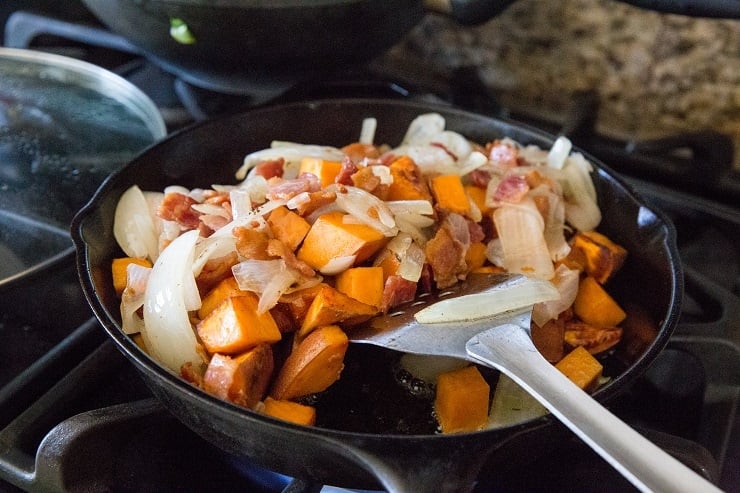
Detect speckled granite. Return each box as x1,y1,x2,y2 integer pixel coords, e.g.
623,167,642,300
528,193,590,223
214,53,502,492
375,0,740,169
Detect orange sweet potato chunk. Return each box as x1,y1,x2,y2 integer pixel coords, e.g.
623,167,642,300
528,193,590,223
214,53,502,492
465,185,490,215
112,257,152,296
555,345,603,391
430,174,470,215
386,156,432,201
335,266,385,309
202,343,274,409
297,284,378,340
271,325,349,400
573,276,627,328
198,276,245,320
299,157,342,188
197,292,282,354
267,205,311,252
570,231,627,284
262,397,316,426
296,211,388,272
435,365,490,434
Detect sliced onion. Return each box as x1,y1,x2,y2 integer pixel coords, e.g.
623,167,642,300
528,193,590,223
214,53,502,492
458,150,489,176
237,143,344,180
142,230,202,373
359,117,377,144
414,275,560,324
532,264,580,327
397,240,425,282
528,184,571,262
547,136,572,170
332,185,398,236
401,113,445,145
120,263,151,335
387,145,457,175
560,153,601,231
229,188,252,220
114,185,160,262
493,200,555,280
319,255,357,276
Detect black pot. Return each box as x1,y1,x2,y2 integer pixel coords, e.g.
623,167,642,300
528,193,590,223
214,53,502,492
72,99,683,492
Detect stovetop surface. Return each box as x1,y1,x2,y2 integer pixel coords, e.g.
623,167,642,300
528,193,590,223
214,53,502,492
1,6,739,493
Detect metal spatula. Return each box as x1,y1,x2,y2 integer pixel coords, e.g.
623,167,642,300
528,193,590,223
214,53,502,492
349,273,721,493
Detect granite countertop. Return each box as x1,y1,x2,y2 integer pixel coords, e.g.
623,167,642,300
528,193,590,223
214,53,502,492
374,0,739,170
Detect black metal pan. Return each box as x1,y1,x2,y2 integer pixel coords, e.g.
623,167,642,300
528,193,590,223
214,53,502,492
72,99,683,492
78,0,739,95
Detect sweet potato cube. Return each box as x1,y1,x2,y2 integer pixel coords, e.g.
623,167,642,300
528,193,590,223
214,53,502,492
465,185,490,215
262,397,316,426
198,276,245,319
435,365,490,433
299,157,342,187
278,283,324,322
296,211,388,273
271,325,349,400
571,231,627,284
267,206,311,252
573,276,627,328
197,292,282,354
465,241,488,272
202,344,274,409
112,257,152,295
297,284,378,339
386,156,432,201
335,266,384,309
430,174,470,215
555,345,603,391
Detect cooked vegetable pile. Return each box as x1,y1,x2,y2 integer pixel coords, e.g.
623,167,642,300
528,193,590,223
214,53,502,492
112,113,631,433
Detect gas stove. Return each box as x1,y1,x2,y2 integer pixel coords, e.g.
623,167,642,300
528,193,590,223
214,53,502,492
1,6,738,493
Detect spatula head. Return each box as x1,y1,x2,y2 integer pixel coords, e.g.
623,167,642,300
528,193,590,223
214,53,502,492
347,273,539,361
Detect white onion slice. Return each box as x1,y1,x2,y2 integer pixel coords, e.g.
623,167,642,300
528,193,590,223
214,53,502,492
142,230,202,373
493,200,555,280
414,276,560,324
319,255,357,276
332,185,398,236
547,136,572,170
359,117,377,144
401,113,446,145
120,263,151,335
232,259,301,313
532,264,580,327
237,143,344,180
561,153,601,231
114,185,160,262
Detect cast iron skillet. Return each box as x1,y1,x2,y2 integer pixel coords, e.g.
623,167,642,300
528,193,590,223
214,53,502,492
79,0,739,95
72,99,683,492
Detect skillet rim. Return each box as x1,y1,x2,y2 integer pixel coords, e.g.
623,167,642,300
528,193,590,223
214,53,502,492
70,97,683,441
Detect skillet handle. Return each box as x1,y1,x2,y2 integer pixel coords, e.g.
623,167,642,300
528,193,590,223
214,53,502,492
465,324,724,493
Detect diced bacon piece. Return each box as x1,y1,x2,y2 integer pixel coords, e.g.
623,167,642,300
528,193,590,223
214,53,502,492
334,157,359,186
425,213,470,288
381,275,417,312
493,174,530,203
266,173,320,201
234,227,271,260
487,140,519,168
158,192,201,229
253,158,285,179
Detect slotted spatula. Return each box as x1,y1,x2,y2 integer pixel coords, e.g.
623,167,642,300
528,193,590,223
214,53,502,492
349,273,721,493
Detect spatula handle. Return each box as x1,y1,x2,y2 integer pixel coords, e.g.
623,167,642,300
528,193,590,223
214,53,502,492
466,325,723,493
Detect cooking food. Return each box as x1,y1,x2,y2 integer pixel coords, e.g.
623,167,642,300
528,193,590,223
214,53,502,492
111,113,634,433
